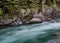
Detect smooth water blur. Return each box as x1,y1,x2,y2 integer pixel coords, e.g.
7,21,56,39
0,22,60,43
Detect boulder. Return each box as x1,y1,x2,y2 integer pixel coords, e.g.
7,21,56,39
30,12,45,23
43,7,54,21
30,18,42,23
44,7,53,16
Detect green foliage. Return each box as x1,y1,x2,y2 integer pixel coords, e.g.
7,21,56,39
0,0,57,20
4,14,13,19
46,0,57,8
52,0,57,9
9,5,14,15
25,14,32,21
29,0,40,3
0,16,3,20
29,3,39,8
0,8,3,16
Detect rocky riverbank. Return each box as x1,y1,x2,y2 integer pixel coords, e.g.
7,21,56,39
0,7,60,26
0,0,60,26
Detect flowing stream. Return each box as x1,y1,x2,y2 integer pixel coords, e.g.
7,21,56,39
0,20,60,43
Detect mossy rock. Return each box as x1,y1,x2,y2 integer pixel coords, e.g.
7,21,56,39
25,14,33,21
18,9,25,18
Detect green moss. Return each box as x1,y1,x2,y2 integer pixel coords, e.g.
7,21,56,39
18,9,25,18
17,12,23,19
0,8,3,16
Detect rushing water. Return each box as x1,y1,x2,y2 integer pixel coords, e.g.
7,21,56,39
0,21,60,43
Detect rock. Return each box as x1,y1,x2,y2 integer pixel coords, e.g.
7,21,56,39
56,12,60,17
46,37,60,43
21,9,31,23
30,12,45,23
45,18,53,21
0,16,23,26
30,18,42,22
43,7,54,21
44,7,53,15
34,12,45,20
31,8,38,15
56,0,60,3
0,19,14,25
13,16,23,25
51,12,60,19
18,21,23,24
23,8,31,17
26,9,31,14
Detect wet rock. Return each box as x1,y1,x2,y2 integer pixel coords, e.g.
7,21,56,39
0,16,23,26
12,16,23,25
0,19,14,25
46,37,60,43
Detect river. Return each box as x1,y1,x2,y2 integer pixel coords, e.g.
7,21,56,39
0,20,60,43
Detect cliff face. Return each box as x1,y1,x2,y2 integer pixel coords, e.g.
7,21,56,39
0,0,60,25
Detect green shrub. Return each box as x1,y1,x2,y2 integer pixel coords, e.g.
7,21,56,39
0,0,57,20
4,14,13,19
